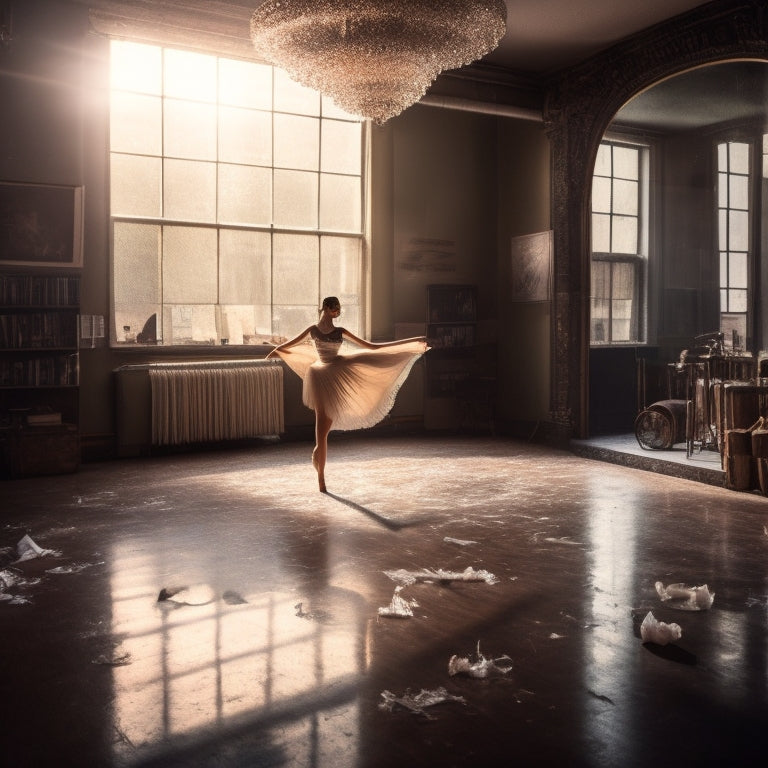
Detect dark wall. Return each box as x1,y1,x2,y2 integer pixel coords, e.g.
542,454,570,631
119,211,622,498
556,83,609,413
589,346,668,435
0,1,117,445
658,131,719,356
496,118,551,426
0,1,87,184
389,105,499,327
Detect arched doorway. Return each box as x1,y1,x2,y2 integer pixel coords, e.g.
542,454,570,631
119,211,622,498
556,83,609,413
589,60,768,436
543,0,768,441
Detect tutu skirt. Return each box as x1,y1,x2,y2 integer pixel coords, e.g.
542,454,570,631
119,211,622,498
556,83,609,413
273,337,427,431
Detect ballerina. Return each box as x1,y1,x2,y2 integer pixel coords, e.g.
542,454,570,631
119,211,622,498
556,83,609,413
266,296,428,492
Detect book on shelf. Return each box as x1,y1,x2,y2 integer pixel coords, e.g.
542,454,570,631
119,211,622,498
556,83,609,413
0,274,80,306
27,412,62,426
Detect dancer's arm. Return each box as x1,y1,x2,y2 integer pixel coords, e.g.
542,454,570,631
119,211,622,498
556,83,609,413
341,329,427,350
265,327,312,358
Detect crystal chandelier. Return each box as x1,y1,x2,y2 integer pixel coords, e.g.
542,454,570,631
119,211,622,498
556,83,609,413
250,0,507,124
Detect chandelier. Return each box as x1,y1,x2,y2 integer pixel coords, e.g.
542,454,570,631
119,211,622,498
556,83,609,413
250,0,507,124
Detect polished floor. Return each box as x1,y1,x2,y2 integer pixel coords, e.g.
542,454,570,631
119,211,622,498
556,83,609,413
2,434,768,767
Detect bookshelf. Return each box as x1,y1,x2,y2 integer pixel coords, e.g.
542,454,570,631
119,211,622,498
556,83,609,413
0,272,80,476
426,284,477,397
424,284,496,432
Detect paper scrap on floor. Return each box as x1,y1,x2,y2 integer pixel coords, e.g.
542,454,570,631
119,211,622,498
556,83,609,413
640,611,682,645
15,534,60,562
655,581,714,610
384,566,499,586
448,642,513,678
379,687,466,718
378,586,419,618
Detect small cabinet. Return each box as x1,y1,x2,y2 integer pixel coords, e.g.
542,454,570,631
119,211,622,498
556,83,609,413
0,272,80,476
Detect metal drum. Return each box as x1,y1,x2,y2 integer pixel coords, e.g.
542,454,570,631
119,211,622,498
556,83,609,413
634,399,687,450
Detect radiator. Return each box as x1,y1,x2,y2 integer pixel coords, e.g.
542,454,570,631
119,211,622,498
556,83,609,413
145,360,284,446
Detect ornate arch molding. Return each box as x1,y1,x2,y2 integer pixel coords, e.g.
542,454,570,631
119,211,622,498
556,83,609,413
542,0,768,442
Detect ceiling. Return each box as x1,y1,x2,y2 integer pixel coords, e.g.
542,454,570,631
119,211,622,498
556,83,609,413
487,0,713,75
483,0,767,133
77,1,768,131
79,0,716,78
613,61,768,132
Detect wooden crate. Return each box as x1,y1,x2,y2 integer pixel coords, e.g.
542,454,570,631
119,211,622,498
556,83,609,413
1,424,79,478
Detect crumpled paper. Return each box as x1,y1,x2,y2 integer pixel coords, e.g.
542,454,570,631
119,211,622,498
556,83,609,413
655,581,714,610
640,611,682,645
15,534,60,562
378,586,419,618
0,568,41,605
379,687,466,718
384,566,498,586
448,642,513,678
1,570,23,603
0,569,18,592
46,561,103,575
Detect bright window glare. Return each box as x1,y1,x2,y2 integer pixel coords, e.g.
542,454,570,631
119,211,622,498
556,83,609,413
110,40,161,94
164,48,217,102
219,58,272,110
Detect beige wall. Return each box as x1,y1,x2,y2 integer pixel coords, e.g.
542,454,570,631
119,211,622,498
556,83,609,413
370,105,552,429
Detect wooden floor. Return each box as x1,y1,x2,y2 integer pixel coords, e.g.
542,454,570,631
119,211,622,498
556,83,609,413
2,434,768,767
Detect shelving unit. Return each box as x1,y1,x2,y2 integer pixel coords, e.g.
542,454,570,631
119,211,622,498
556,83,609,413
424,284,496,432
0,272,81,477
426,284,478,397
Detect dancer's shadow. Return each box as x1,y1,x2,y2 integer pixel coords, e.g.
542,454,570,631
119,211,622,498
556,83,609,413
324,492,431,531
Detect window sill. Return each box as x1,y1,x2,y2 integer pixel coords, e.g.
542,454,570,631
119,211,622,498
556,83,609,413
110,343,274,356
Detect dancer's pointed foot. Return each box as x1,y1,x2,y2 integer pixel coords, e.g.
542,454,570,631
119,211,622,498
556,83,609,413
312,448,327,492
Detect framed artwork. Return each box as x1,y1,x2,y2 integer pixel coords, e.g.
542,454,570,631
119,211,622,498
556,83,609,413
509,230,552,302
0,181,84,268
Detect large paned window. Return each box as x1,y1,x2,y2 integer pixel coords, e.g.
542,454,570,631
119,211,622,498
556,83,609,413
590,140,649,344
109,41,365,346
717,140,750,348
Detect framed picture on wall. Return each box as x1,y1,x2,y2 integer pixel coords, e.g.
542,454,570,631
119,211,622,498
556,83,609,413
0,181,84,268
509,230,552,302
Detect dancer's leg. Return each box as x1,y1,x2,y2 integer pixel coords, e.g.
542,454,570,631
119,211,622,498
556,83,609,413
312,409,332,492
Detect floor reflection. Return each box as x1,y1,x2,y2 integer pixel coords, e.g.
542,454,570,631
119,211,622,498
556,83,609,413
5,436,768,767
583,474,641,762
108,540,368,766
